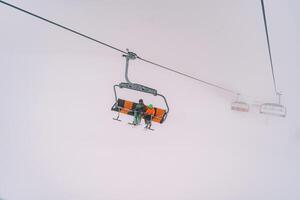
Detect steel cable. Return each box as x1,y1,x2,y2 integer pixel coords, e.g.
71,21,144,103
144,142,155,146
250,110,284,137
0,0,241,96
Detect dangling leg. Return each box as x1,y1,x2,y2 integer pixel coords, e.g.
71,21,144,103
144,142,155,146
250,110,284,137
145,116,154,131
144,115,150,129
146,120,152,129
137,114,142,125
148,121,152,129
133,111,142,125
133,111,138,125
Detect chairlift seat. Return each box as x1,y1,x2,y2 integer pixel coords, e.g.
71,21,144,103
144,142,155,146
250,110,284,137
111,99,167,123
260,103,286,117
231,101,249,112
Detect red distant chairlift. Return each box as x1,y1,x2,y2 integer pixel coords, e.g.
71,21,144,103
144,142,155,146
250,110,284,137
231,94,249,112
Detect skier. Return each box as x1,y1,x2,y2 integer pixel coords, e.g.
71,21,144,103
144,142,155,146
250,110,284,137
133,99,146,125
144,104,155,129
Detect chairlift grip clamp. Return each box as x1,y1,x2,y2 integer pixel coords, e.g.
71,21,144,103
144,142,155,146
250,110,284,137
123,49,137,60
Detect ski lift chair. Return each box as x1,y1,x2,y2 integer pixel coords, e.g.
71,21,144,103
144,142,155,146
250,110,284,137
231,101,250,112
231,94,249,112
111,98,167,124
111,50,169,125
260,93,286,117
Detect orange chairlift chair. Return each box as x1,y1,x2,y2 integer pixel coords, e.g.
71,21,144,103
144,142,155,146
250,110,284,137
111,50,169,126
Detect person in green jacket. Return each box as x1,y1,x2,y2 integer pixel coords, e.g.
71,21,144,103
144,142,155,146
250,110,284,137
133,99,146,125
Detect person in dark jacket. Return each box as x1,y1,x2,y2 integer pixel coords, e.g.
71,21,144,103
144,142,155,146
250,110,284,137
133,99,146,125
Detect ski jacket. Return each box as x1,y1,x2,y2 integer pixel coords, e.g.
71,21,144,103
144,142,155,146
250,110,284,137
135,103,145,113
145,107,155,116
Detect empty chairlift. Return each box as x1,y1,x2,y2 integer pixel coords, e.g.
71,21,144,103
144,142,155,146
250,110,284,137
231,94,249,112
260,92,286,117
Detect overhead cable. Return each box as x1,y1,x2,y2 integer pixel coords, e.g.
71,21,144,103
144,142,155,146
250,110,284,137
260,0,278,94
0,0,238,95
137,56,237,94
0,0,127,54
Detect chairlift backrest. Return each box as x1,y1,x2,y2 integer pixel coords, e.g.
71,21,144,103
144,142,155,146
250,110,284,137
111,99,167,123
231,101,249,112
260,103,286,117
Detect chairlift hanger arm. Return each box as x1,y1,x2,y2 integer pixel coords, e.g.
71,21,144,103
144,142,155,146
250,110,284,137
113,84,119,102
157,93,169,114
123,50,137,84
121,50,158,96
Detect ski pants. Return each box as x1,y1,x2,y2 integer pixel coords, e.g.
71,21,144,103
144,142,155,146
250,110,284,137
134,111,142,124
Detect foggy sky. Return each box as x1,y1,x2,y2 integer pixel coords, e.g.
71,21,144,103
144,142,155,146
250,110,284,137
0,0,299,199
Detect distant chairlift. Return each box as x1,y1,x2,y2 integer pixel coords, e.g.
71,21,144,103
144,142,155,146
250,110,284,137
260,92,286,117
111,50,169,126
231,94,249,112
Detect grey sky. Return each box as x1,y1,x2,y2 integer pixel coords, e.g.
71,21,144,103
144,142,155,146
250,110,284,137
0,0,299,199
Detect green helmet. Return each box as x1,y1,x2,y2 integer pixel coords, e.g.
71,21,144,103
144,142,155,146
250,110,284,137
148,104,153,109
